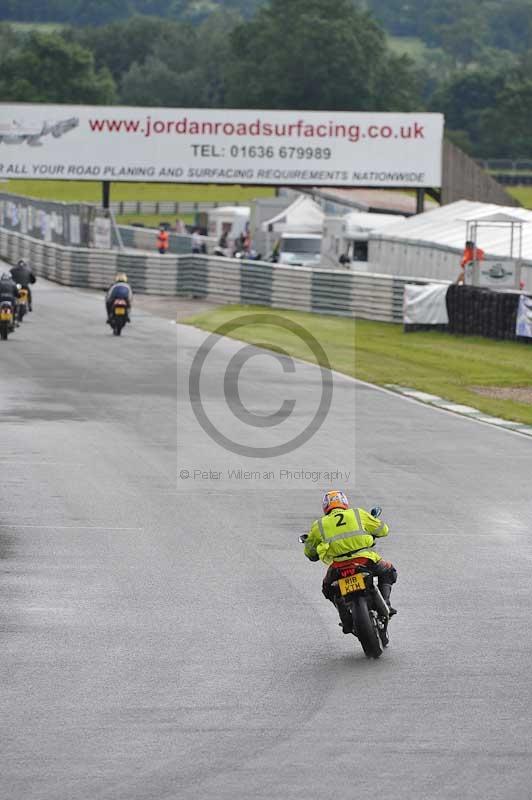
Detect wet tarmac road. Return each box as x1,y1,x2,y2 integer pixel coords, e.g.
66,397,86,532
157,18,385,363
2,279,532,799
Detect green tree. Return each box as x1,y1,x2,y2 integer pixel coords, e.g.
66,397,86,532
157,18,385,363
366,0,419,36
0,21,19,52
0,31,116,103
487,0,532,52
69,16,195,80
479,79,532,157
225,0,418,110
431,71,503,131
120,55,200,106
0,0,264,24
430,70,504,153
119,10,238,106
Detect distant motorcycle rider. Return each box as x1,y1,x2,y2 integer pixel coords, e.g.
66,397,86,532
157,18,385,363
106,272,132,324
0,271,18,305
10,259,36,311
303,490,397,634
0,271,18,327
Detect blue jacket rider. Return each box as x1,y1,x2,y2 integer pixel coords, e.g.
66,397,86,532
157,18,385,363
106,272,132,323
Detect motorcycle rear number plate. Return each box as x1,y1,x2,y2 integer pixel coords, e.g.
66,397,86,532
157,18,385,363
115,308,126,315
338,573,365,595
1,311,11,320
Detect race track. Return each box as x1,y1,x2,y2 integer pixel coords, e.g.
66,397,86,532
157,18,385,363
2,279,532,800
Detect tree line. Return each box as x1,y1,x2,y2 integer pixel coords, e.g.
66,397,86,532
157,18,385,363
0,0,531,158
0,0,262,25
369,0,532,58
4,0,532,57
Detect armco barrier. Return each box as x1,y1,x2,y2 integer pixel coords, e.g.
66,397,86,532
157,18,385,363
0,227,440,321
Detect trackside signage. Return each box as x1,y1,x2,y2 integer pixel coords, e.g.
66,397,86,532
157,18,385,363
0,104,444,187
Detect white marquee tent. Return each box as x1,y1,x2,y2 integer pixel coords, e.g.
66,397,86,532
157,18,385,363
368,200,532,286
343,211,405,240
371,200,532,258
261,194,325,234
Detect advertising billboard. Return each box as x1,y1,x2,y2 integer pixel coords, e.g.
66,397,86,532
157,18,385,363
0,104,444,187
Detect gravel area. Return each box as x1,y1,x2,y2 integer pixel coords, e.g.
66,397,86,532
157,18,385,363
471,385,532,404
132,294,220,321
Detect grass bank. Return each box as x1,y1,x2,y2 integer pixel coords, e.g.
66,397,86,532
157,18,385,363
506,186,532,209
1,180,274,204
184,305,532,426
116,213,195,228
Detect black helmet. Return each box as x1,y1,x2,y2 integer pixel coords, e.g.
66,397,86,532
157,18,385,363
17,259,26,268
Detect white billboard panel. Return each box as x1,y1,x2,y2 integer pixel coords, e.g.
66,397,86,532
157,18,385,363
0,104,444,187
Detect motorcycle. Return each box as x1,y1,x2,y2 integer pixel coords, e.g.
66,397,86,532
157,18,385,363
0,300,14,340
110,298,129,336
16,286,29,323
299,506,390,660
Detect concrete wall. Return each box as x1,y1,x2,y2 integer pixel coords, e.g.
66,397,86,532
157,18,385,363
442,140,520,207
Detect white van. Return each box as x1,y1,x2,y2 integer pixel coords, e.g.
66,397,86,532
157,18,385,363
277,232,322,266
321,212,404,268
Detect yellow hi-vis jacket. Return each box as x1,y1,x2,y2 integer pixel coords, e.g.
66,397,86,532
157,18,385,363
304,507,389,566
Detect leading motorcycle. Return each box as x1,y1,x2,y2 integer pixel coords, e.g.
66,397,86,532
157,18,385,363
109,298,129,336
16,286,29,323
300,507,390,659
0,300,14,340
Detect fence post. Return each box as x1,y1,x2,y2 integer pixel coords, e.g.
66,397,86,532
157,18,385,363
102,181,111,210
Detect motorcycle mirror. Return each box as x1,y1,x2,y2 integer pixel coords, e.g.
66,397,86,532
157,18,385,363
299,534,308,544
370,506,382,518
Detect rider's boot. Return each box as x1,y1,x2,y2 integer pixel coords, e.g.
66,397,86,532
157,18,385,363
336,599,353,634
379,583,397,617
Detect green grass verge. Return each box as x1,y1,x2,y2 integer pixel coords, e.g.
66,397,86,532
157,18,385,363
2,180,275,204
116,213,195,227
183,304,532,426
506,186,532,209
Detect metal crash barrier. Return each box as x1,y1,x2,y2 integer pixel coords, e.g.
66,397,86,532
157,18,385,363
0,227,435,322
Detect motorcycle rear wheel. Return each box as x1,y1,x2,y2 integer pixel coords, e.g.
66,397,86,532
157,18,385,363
352,596,383,659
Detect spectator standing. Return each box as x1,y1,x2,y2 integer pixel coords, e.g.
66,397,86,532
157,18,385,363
191,228,202,254
219,230,229,251
157,225,169,254
233,232,245,257
270,238,281,262
457,239,484,285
